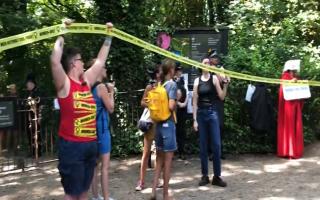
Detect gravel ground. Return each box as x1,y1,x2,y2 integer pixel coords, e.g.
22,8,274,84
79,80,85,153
1,142,320,200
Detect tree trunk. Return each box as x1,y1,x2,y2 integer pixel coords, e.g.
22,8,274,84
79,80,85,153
184,0,206,27
207,0,215,25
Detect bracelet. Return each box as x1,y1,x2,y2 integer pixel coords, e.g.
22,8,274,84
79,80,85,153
103,36,112,46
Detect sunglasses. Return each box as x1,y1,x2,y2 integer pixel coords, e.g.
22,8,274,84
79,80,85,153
74,58,83,62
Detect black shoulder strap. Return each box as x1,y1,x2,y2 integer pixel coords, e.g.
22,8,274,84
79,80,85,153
91,81,102,91
210,74,216,88
197,76,201,91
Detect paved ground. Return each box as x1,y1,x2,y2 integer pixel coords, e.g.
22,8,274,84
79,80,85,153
1,142,320,200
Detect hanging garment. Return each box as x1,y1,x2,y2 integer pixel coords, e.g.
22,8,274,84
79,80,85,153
249,84,274,132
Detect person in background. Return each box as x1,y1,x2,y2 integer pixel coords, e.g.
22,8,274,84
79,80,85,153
174,63,188,160
25,73,41,99
24,73,43,158
192,58,229,187
151,59,177,200
277,60,304,159
6,84,19,154
89,60,115,200
136,64,162,191
7,84,17,97
209,53,227,159
50,20,113,200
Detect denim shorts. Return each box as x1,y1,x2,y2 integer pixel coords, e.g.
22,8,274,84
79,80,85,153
58,137,97,196
97,130,111,154
155,119,177,152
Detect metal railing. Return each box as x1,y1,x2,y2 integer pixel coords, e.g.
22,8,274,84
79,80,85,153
0,91,147,172
0,97,60,172
0,84,288,172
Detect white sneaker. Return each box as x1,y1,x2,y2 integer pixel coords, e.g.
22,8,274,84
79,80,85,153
91,195,104,200
98,195,104,200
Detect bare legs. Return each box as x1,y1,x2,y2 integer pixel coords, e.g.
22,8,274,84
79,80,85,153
91,153,111,200
91,164,99,198
101,153,111,199
151,150,174,200
138,135,153,185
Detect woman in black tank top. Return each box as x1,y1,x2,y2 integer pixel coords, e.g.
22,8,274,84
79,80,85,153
192,58,230,187
197,74,220,108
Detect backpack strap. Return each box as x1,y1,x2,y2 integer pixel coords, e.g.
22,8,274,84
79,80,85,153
91,81,103,91
92,81,108,134
162,80,170,87
162,80,178,123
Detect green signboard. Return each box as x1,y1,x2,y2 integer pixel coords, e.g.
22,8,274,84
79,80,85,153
0,100,15,128
173,27,229,90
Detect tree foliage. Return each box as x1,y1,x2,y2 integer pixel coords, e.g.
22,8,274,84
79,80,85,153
225,0,320,151
1,0,320,155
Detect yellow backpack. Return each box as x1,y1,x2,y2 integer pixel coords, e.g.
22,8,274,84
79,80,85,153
145,82,171,122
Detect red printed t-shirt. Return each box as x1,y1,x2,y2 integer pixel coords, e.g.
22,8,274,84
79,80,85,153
58,78,97,142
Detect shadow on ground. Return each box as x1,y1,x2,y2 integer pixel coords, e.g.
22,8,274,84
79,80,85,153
1,142,320,200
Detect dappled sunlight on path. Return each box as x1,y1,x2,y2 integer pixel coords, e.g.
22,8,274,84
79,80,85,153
1,142,320,199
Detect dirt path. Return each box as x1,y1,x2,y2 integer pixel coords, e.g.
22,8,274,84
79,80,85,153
1,142,320,200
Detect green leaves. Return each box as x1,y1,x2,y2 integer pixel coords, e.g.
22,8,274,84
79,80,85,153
1,0,320,155
224,0,320,152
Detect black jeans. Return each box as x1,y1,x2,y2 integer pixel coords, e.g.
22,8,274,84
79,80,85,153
176,109,187,155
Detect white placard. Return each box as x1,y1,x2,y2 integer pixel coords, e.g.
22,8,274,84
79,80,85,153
245,84,256,102
182,73,188,91
283,85,311,100
53,98,60,110
187,91,193,114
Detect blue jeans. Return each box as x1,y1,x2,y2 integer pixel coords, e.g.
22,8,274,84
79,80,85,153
155,119,177,152
197,106,221,177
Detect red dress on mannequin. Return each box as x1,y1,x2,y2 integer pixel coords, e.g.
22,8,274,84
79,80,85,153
277,71,304,159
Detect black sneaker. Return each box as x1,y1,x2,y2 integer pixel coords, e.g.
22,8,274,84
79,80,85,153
149,196,156,200
198,175,210,186
212,176,227,187
150,192,157,200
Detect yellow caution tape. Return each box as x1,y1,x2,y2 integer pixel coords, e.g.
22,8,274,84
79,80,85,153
0,23,318,86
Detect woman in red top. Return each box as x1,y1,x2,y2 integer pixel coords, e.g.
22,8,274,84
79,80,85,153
277,60,304,159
